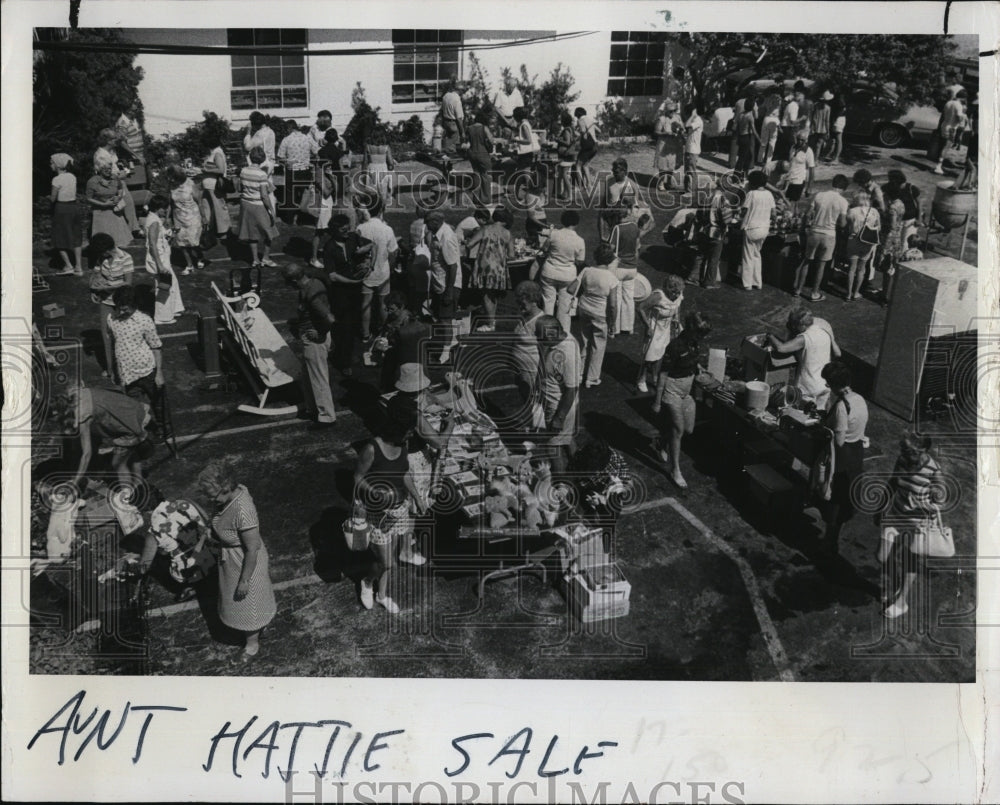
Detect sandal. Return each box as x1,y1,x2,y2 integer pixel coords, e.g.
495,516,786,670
808,293,826,302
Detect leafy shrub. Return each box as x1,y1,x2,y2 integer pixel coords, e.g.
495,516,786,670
596,99,653,138
146,111,238,167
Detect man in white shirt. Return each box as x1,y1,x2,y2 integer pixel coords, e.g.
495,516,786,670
777,93,799,160
794,173,849,301
683,103,704,196
356,202,399,341
425,210,462,363
536,314,581,472
785,132,816,202
243,111,276,170
440,77,465,155
277,120,320,207
490,75,523,133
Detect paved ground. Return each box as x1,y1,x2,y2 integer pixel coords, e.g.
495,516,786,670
28,135,978,681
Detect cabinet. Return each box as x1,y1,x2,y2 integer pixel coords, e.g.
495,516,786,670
872,257,978,420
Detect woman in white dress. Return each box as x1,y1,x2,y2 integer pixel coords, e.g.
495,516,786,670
143,195,184,324
635,274,684,393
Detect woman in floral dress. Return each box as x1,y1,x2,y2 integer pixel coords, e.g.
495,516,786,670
464,207,515,332
166,164,206,275
197,462,276,657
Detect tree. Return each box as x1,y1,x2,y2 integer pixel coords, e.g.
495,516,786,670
33,28,145,194
534,63,581,132
673,33,957,111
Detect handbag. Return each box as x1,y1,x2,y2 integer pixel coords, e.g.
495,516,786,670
342,501,372,552
909,509,955,558
857,208,880,246
568,267,588,317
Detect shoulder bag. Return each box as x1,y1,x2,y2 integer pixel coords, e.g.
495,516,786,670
568,267,589,317
910,508,955,558
858,207,880,246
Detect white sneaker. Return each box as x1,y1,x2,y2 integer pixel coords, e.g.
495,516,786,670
637,380,649,393
360,579,374,610
932,166,945,175
309,258,324,269
437,348,452,365
376,595,400,614
884,601,908,619
399,549,427,566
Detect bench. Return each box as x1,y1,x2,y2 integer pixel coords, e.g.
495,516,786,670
211,282,301,416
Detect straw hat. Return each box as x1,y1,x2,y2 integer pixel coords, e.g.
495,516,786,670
396,363,431,393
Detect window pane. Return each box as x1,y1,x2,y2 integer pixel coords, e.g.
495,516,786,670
228,29,253,47
609,60,628,78
258,88,283,107
413,84,436,102
646,59,664,76
281,53,304,67
610,44,628,60
414,50,437,64
415,63,438,81
231,89,256,109
283,87,307,106
394,47,415,64
256,66,282,85
392,30,415,43
254,29,280,46
231,53,254,69
650,32,668,43
282,64,305,84
257,54,280,67
439,47,458,63
415,29,438,43
232,67,256,87
644,78,664,96
439,30,462,42
629,44,648,60
394,64,414,81
648,41,665,60
280,29,306,45
625,78,645,96
607,79,626,95
392,84,415,103
611,31,628,41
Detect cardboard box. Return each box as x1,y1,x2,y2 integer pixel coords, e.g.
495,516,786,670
41,303,65,319
554,524,608,571
741,334,796,385
566,562,632,623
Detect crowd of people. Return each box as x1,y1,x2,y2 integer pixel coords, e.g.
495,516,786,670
35,70,968,652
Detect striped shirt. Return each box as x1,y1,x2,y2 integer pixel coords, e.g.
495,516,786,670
890,456,940,518
239,165,271,205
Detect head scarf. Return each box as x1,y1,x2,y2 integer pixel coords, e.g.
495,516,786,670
51,153,74,170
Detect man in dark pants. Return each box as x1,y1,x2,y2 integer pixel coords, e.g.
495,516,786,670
321,214,371,376
283,263,337,425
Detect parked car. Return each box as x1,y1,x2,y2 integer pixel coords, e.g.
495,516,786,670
843,84,940,147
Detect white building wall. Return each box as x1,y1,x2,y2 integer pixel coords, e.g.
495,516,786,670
130,28,677,140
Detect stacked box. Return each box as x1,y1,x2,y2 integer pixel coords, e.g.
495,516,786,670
566,563,632,623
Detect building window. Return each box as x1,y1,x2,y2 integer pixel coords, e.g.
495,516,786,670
607,31,667,97
391,30,462,105
228,29,308,110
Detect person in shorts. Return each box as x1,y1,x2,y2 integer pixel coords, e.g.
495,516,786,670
425,210,463,364
651,310,711,490
794,173,849,301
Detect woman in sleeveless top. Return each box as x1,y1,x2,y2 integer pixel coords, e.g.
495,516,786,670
363,129,395,208
197,462,276,657
201,134,232,238
352,408,428,614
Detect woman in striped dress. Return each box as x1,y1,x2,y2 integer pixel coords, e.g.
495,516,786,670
879,433,944,619
198,462,276,656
